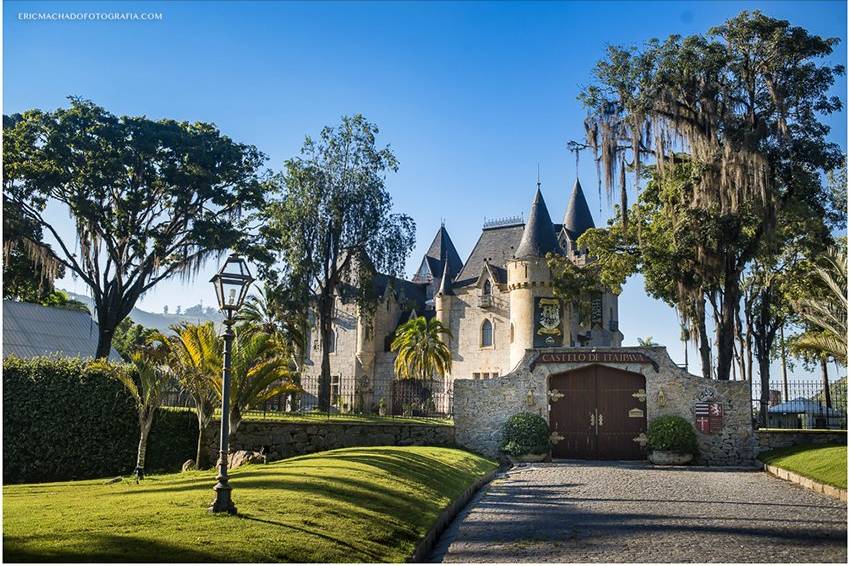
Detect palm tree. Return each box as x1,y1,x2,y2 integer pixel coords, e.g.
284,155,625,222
391,316,452,381
791,247,847,364
112,345,171,480
240,282,306,357
165,321,221,469
214,330,301,441
637,336,659,347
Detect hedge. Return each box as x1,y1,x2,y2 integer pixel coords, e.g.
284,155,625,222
3,356,197,483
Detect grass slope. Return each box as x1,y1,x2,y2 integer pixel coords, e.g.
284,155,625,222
760,444,847,489
3,446,496,562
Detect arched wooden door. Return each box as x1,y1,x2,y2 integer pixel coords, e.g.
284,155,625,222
549,365,647,460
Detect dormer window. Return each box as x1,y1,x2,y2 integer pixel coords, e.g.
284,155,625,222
483,280,492,296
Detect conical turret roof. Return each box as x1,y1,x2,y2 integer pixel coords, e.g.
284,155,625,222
563,179,595,241
413,224,463,284
437,260,454,296
515,188,561,259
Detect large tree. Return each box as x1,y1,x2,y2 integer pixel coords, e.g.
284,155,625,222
575,11,844,379
2,99,268,357
262,115,416,411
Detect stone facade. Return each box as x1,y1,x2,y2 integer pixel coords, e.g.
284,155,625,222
300,181,622,408
205,420,455,463
755,429,847,454
454,347,754,466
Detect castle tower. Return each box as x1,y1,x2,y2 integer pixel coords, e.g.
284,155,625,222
507,187,562,370
562,178,595,258
435,261,454,344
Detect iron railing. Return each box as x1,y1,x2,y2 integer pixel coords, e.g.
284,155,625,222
162,375,453,422
751,379,847,430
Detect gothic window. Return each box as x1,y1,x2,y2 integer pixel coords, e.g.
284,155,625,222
481,319,493,347
483,280,492,295
510,323,514,343
327,330,336,354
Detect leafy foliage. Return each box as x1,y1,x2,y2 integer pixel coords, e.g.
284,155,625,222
788,246,847,364
2,356,196,483
646,415,698,455
3,98,269,358
500,412,550,456
261,115,416,410
391,316,452,380
576,11,844,381
112,317,158,361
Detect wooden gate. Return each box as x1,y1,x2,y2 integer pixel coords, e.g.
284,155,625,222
549,365,647,460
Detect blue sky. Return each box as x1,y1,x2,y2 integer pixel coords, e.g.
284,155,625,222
4,0,847,378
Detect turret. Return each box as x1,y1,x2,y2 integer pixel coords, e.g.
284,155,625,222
435,261,454,332
562,179,595,257
507,187,562,370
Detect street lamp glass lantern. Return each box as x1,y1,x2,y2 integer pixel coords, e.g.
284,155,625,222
211,254,254,318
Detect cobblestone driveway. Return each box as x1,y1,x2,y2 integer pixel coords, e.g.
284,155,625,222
431,462,847,563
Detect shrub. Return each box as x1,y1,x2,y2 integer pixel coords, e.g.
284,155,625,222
500,412,550,456
646,415,698,455
3,356,197,483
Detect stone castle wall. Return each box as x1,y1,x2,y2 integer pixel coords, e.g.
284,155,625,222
205,420,455,463
454,347,754,466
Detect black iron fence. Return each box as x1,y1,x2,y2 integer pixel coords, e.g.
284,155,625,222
162,375,453,421
751,379,847,430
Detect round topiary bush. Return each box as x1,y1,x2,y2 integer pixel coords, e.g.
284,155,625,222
646,415,698,455
500,412,550,456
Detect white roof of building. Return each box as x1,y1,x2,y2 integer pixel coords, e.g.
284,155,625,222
2,300,122,362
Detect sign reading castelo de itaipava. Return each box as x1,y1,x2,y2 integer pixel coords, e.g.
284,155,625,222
531,350,659,371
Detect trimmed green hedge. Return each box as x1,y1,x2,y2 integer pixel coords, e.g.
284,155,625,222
501,412,550,456
3,356,197,483
647,415,698,455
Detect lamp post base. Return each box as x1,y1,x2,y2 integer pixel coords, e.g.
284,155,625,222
208,481,237,515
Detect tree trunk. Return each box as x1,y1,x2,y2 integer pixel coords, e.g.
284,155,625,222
716,267,739,381
821,358,832,409
195,410,211,469
757,355,770,429
135,418,153,479
697,295,712,380
780,324,789,402
94,296,134,359
318,290,335,412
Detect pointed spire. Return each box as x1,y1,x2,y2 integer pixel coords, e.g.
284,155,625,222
515,187,561,259
437,261,454,296
424,225,463,277
563,178,595,241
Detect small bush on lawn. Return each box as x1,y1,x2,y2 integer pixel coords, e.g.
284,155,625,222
647,415,698,455
3,356,196,483
501,412,550,456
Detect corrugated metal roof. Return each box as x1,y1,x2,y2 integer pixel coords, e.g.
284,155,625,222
2,301,122,362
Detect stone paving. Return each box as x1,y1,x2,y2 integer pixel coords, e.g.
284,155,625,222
431,462,847,563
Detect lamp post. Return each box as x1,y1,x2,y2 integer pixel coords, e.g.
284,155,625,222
209,253,254,514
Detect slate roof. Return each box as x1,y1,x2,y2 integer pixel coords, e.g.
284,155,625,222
563,178,595,241
514,188,561,259
412,225,464,283
3,300,122,362
454,222,525,286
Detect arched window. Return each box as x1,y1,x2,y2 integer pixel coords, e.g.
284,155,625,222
483,280,492,295
327,330,336,354
510,323,514,343
481,319,493,347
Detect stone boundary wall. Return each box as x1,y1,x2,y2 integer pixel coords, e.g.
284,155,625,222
454,347,754,466
756,429,847,454
204,420,455,462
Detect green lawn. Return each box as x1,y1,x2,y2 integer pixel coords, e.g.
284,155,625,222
3,446,496,562
760,444,847,489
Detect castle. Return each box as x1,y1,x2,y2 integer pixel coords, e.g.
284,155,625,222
300,179,623,411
